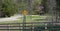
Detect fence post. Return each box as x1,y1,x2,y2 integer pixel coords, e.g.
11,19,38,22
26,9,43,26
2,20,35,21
23,15,26,31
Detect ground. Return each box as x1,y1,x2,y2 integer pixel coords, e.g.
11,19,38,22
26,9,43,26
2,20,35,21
0,15,48,24
0,15,48,31
0,15,60,31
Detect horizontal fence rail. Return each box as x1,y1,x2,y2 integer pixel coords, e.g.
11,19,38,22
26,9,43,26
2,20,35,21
0,22,60,31
0,22,59,31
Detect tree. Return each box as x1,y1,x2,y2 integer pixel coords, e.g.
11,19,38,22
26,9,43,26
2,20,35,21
1,0,19,17
56,0,60,16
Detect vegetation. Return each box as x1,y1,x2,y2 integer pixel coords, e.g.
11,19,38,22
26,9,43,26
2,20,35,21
0,0,60,31
56,0,60,16
0,0,60,17
0,0,19,17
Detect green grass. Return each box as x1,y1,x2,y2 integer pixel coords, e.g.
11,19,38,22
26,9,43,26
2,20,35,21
0,15,47,24
26,15,41,18
0,15,59,31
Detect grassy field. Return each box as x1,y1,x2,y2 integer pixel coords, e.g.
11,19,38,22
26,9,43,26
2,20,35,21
0,15,48,24
0,15,48,31
0,15,59,31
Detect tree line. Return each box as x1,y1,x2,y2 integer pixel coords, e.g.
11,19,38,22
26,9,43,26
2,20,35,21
0,0,60,17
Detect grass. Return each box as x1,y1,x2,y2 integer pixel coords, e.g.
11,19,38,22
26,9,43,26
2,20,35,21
26,15,41,18
0,15,47,24
0,15,48,30
0,15,59,31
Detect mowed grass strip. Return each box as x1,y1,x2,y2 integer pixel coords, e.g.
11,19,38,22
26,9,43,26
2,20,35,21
0,15,47,24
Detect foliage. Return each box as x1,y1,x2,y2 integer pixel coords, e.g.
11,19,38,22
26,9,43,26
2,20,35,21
56,0,60,12
17,0,42,15
1,0,19,17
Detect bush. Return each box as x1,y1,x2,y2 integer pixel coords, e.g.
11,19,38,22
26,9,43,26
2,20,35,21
1,0,19,17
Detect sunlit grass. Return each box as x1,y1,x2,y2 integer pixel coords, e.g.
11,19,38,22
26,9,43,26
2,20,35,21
0,15,47,24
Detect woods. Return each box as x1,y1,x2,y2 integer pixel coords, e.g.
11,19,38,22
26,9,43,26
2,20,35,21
0,0,60,17
0,0,19,17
